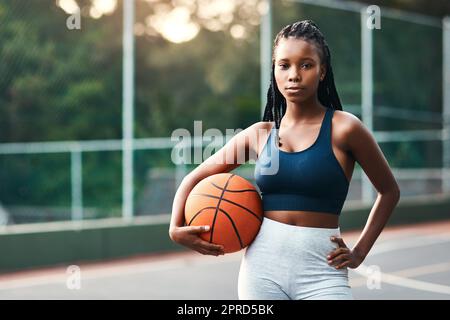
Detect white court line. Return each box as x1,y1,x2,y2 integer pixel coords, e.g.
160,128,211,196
0,252,243,291
390,262,450,278
353,263,450,295
350,233,450,294
350,261,450,288
369,233,450,255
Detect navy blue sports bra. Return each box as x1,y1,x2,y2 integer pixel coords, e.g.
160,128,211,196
254,107,349,215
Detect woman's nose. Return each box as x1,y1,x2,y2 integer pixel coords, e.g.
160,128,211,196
288,66,301,82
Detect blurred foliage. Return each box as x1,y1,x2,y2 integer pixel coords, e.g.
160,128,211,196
0,0,123,142
0,153,71,206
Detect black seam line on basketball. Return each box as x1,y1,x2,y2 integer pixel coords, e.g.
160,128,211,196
189,193,263,223
210,174,235,243
187,207,218,226
187,206,244,249
217,207,244,249
210,181,259,193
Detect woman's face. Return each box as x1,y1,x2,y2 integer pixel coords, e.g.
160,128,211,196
274,37,325,104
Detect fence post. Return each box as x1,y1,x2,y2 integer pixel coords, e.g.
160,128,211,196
361,6,375,204
260,0,272,118
122,0,135,221
71,146,83,221
443,16,450,195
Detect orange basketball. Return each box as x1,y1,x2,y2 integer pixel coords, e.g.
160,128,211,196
184,173,264,253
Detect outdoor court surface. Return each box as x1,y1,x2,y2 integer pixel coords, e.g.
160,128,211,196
0,219,449,300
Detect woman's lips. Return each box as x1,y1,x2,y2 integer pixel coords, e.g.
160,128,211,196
285,87,306,94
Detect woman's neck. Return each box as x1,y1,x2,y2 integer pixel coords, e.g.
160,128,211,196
282,96,326,127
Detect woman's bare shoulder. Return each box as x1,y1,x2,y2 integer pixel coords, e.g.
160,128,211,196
332,110,368,150
250,121,275,133
333,110,361,126
243,121,275,155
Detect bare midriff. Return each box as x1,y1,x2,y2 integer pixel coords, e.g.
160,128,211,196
264,210,339,228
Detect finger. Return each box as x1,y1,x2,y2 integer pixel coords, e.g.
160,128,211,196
188,231,224,253
196,246,219,256
189,225,211,234
202,240,224,252
328,253,351,267
327,247,348,258
327,248,349,260
201,248,223,256
330,236,346,247
199,250,218,256
197,249,214,255
196,248,209,255
335,260,351,269
330,236,347,248
198,240,225,254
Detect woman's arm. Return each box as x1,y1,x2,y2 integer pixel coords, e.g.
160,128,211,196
168,122,263,255
328,112,400,269
168,173,225,256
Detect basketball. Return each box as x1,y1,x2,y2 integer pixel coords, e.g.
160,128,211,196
184,173,264,253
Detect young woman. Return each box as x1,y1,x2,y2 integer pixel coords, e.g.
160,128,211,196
169,20,400,300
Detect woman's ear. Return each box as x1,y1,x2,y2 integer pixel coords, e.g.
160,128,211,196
320,65,326,81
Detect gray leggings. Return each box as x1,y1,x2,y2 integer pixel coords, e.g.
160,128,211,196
238,217,353,300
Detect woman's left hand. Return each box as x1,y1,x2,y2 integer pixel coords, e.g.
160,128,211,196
327,236,365,269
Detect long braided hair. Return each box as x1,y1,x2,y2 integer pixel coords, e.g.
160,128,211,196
262,20,343,147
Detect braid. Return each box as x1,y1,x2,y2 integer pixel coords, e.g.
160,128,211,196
317,44,343,110
261,20,343,147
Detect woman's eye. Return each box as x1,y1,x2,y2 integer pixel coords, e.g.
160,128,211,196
278,63,311,69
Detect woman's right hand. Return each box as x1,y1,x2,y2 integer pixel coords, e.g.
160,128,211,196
169,225,225,256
